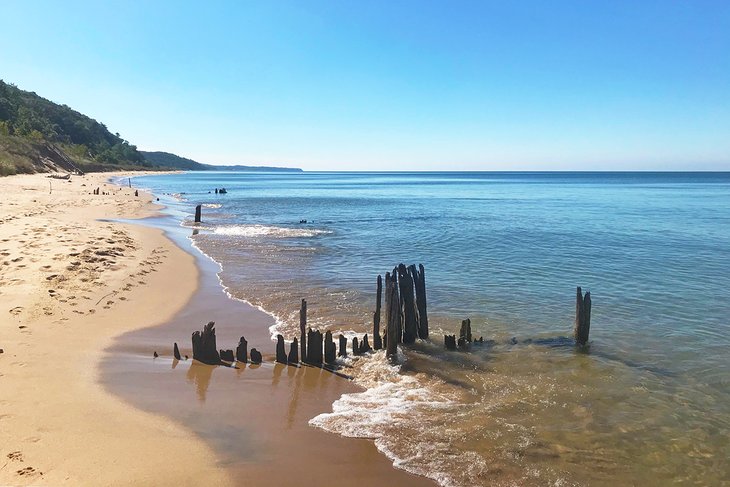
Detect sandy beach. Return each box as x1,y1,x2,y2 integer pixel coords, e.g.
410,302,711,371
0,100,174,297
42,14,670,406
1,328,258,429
0,172,433,487
0,172,231,485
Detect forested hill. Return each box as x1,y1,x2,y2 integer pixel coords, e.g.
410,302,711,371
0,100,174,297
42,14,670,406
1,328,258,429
141,151,303,172
0,79,151,175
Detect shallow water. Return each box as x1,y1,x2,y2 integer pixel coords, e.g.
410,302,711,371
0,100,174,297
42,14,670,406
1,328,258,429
130,171,730,486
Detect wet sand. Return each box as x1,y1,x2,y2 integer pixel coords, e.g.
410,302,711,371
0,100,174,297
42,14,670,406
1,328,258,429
0,173,230,485
100,215,434,486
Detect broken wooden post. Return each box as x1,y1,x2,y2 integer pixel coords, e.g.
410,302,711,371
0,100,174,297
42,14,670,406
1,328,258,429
300,299,307,363
444,335,457,351
352,337,360,355
306,329,323,365
361,334,372,353
411,264,429,339
236,336,248,363
398,264,419,344
288,338,299,363
134,190,139,197
276,334,287,364
373,274,383,350
220,349,235,362
173,342,181,360
194,204,202,223
574,287,592,346
191,321,220,365
250,348,262,364
338,334,347,357
324,331,336,364
128,177,131,188
460,318,472,343
385,270,401,357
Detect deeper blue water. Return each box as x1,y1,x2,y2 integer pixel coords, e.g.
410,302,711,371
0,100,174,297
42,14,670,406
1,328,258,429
130,171,730,486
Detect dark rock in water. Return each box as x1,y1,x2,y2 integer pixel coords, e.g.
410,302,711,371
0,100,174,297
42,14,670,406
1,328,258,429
338,334,347,357
510,337,518,345
444,335,457,351
324,331,336,364
361,334,372,353
276,334,287,364
173,342,181,360
236,336,248,363
288,338,299,363
184,355,189,360
153,351,158,358
220,349,235,362
191,321,221,365
250,348,262,364
352,337,360,355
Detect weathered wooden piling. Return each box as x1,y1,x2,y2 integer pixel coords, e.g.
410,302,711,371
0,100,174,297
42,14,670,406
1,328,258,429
398,264,419,344
361,334,372,353
352,337,360,355
338,334,347,357
385,270,402,357
173,342,181,360
306,329,323,365
220,349,235,362
460,318,472,343
412,264,429,339
324,331,337,364
250,348,262,364
444,335,457,350
288,338,299,363
236,336,248,363
373,274,383,350
574,287,592,346
191,321,220,365
194,204,202,223
276,334,287,364
300,299,307,363
134,190,139,197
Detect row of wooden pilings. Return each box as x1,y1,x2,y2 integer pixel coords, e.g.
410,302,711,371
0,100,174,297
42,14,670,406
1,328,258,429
180,264,592,366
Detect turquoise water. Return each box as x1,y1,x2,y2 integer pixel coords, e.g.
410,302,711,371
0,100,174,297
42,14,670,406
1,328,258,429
131,171,730,486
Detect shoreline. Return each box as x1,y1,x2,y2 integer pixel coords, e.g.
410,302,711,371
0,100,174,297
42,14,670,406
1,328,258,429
99,175,435,486
0,172,231,485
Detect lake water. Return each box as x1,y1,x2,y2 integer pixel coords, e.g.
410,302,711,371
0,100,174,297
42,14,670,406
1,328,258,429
129,171,730,486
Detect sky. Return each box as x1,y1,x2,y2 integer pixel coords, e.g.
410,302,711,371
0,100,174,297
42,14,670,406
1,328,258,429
1,0,729,171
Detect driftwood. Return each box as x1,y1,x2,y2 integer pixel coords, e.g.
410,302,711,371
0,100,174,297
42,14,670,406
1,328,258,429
373,275,383,350
324,331,336,364
276,334,287,364
220,349,235,362
250,348,262,364
191,321,220,365
236,336,248,363
300,299,307,363
194,204,202,223
173,342,181,360
288,338,299,363
338,334,347,357
574,287,592,346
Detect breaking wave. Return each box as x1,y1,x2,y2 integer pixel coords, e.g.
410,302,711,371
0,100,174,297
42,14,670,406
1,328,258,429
213,224,332,238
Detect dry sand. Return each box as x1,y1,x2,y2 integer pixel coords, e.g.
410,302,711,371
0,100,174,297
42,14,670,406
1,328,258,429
0,173,231,486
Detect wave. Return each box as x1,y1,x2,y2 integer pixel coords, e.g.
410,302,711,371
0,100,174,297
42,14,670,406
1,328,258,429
213,224,332,238
202,203,223,209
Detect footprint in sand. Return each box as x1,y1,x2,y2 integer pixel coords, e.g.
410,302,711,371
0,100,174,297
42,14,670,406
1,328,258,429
7,451,23,461
9,306,23,315
16,466,42,477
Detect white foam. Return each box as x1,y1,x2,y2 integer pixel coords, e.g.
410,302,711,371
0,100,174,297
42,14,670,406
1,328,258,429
213,224,332,238
202,203,222,209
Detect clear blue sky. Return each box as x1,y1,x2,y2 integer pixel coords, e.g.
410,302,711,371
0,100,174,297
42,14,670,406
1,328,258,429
1,0,728,170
